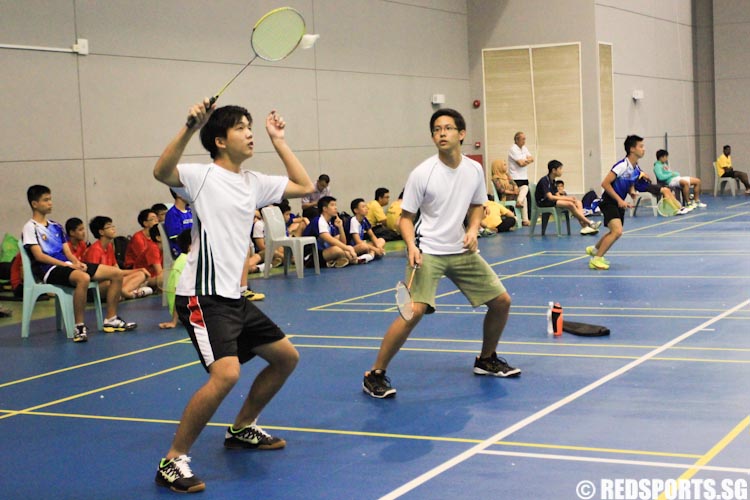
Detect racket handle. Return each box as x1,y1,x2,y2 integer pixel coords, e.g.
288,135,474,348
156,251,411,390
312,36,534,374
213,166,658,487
185,96,217,129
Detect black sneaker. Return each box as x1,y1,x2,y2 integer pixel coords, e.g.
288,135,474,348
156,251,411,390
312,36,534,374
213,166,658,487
102,316,137,333
473,353,521,377
155,455,205,493
73,324,88,343
224,423,286,450
363,369,397,398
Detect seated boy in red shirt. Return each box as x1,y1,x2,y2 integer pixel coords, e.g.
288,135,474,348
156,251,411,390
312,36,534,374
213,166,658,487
84,216,153,299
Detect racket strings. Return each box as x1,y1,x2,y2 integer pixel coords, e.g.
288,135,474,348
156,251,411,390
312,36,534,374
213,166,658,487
252,9,305,61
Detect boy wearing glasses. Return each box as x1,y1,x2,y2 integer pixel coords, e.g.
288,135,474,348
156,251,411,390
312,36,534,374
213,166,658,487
362,108,520,399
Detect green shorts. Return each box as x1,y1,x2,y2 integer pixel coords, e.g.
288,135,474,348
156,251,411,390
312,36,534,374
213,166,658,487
406,252,506,314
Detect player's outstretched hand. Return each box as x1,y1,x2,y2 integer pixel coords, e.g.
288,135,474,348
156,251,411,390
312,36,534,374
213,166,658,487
266,110,286,140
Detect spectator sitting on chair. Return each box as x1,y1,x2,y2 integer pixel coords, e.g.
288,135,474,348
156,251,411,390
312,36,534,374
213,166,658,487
300,174,331,219
124,208,159,269
133,225,164,290
555,179,568,196
151,203,168,224
536,160,601,235
491,159,529,226
278,198,308,237
22,184,136,342
634,172,689,215
302,195,357,268
64,217,88,262
716,145,750,194
83,216,153,299
164,188,193,259
349,198,385,260
653,149,706,208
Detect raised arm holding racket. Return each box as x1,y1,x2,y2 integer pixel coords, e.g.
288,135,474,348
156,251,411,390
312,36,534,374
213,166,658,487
152,7,317,494
362,108,521,400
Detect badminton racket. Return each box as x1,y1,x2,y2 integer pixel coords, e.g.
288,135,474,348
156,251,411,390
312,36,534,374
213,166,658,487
186,6,308,128
395,265,419,321
657,197,679,217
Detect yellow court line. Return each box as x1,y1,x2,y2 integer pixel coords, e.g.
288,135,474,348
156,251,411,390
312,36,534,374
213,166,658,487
658,212,749,237
0,361,198,421
656,415,750,500
4,409,702,460
289,334,750,352
0,339,192,389
291,343,750,364
498,273,750,279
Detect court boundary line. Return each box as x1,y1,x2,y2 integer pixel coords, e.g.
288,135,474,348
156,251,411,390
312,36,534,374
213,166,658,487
379,298,750,500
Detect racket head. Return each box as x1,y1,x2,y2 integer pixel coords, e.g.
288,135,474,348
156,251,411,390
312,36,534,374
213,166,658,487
657,198,678,217
395,281,414,321
251,7,306,61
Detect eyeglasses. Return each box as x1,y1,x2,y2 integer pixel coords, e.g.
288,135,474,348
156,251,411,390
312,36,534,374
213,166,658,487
432,125,459,135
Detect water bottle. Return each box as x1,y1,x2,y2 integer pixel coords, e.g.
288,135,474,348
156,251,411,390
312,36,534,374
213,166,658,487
546,301,554,337
551,302,564,337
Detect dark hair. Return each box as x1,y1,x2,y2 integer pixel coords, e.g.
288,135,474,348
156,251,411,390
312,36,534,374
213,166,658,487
65,217,84,235
374,187,389,200
398,190,404,199
555,179,565,186
317,195,336,213
547,159,563,173
148,224,161,242
723,145,731,152
487,193,495,201
199,105,252,159
429,108,466,135
137,208,155,227
656,149,668,160
350,198,365,212
151,203,168,213
169,188,178,199
624,135,644,155
277,198,291,213
89,216,112,238
318,174,330,183
27,185,50,207
176,229,192,254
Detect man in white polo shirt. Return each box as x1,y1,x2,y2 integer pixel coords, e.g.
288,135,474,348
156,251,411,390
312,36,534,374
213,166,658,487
508,131,535,209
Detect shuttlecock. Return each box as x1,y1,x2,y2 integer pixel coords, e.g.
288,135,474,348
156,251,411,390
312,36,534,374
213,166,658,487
300,33,320,50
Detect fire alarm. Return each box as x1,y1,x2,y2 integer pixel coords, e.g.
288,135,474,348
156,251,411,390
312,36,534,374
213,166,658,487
474,141,481,148
473,100,481,108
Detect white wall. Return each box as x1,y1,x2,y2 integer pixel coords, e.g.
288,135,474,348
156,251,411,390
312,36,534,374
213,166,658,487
0,0,470,238
595,1,700,178
713,0,750,171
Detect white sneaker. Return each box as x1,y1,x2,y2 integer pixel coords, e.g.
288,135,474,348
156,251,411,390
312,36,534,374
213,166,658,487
358,253,374,264
695,201,707,208
580,225,598,235
134,286,153,298
676,207,689,215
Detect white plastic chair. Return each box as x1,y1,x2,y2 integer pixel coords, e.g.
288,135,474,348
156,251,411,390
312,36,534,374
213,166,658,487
630,191,658,217
19,240,103,339
260,206,320,278
528,183,570,236
713,161,739,197
157,223,174,306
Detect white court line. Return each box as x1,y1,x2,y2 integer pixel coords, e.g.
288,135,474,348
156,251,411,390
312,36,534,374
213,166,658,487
380,299,750,500
478,450,750,475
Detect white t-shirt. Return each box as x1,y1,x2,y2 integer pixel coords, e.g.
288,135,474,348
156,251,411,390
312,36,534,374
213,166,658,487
251,219,265,240
508,144,531,180
173,163,287,298
402,154,486,255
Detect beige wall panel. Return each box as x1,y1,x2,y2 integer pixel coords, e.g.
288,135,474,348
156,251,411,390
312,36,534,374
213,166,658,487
714,23,750,79
0,0,75,47
614,76,695,138
316,71,470,150
75,0,315,69
78,56,319,159
482,49,536,182
595,0,689,22
0,50,83,162
599,43,616,176
314,0,468,77
393,0,467,14
532,45,584,193
318,146,435,219
713,0,750,24
0,161,86,236
715,78,750,135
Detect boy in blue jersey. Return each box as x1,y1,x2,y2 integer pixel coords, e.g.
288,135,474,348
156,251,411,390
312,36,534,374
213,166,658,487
586,135,644,270
164,188,193,259
302,196,357,268
22,185,136,342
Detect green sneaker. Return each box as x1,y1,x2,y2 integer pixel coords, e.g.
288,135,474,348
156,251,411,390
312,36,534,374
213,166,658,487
585,245,596,256
589,256,610,270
